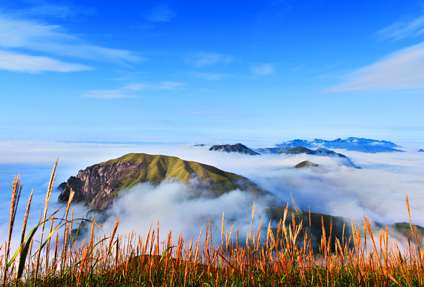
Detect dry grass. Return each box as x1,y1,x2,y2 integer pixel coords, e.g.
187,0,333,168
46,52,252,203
1,162,423,286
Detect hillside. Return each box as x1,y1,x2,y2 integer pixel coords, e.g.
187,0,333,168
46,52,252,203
267,206,424,253
209,143,259,155
58,153,274,211
294,160,318,168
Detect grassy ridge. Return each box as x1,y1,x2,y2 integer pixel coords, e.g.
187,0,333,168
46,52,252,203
59,153,270,211
104,153,248,192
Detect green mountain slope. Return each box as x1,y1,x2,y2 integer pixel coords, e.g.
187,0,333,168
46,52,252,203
58,153,274,211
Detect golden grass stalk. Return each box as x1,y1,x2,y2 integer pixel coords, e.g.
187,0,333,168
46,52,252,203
65,189,75,220
108,216,120,254
3,175,22,285
19,189,33,263
35,157,58,281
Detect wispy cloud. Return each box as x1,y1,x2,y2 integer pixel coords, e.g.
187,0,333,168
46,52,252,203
251,63,274,76
329,42,424,91
83,81,186,99
145,4,175,22
0,50,91,73
376,15,424,41
82,90,135,99
0,14,142,65
185,52,234,67
189,72,229,80
123,81,186,91
17,4,96,19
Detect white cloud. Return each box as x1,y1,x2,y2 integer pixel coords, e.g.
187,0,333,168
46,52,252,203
185,52,234,67
251,63,274,76
123,81,186,91
145,4,175,22
3,142,424,251
101,182,267,243
329,42,424,91
190,72,229,80
18,4,95,19
0,50,91,73
376,15,424,41
83,81,186,99
82,90,135,99
292,65,304,71
0,15,142,65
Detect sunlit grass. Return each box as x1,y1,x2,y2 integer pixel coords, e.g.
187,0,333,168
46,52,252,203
1,161,423,286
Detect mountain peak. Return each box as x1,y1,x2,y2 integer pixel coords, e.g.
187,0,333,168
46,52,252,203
209,143,260,155
294,160,319,168
58,153,273,212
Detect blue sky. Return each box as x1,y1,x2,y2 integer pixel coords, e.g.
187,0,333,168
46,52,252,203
1,0,424,144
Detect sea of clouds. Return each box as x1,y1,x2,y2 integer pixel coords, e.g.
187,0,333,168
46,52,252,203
1,140,424,249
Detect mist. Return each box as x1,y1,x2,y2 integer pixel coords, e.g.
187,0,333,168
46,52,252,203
1,140,424,249
98,180,268,244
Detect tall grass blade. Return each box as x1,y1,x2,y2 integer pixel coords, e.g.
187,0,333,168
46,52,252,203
16,226,39,280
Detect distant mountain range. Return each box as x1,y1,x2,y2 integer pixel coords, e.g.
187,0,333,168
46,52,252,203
276,137,404,153
419,149,424,152
208,143,359,168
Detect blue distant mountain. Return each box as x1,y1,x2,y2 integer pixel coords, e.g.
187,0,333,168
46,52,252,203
255,146,291,154
276,137,404,153
419,149,424,152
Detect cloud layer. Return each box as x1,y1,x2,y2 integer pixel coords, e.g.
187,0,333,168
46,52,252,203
82,82,186,99
0,51,91,73
100,181,266,243
251,64,274,76
0,14,141,72
185,52,234,67
145,4,176,22
376,14,424,41
329,42,424,91
1,142,424,246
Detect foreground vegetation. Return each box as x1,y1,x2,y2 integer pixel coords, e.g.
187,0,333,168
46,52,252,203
1,160,424,286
